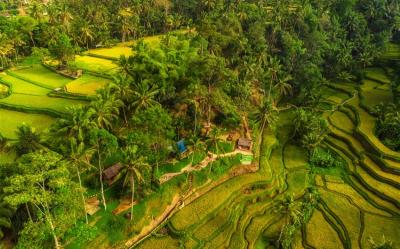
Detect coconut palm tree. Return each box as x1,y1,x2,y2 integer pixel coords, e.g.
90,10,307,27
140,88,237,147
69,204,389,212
67,137,95,224
90,88,123,130
49,105,96,148
109,75,134,124
122,146,150,221
79,21,95,50
252,99,278,146
274,74,293,103
8,124,45,156
131,82,160,113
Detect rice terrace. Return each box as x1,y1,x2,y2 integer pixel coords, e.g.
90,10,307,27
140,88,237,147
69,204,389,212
0,1,400,249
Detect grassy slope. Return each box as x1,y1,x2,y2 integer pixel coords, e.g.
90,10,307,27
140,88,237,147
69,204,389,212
0,108,55,139
11,64,72,88
65,74,110,95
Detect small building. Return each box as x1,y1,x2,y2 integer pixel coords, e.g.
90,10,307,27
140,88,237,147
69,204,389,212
237,138,252,151
102,163,123,186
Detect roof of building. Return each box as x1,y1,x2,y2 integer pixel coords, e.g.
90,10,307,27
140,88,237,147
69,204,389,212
102,163,123,180
238,138,252,148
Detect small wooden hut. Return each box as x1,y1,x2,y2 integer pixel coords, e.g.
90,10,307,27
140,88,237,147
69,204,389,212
102,163,123,186
237,138,252,151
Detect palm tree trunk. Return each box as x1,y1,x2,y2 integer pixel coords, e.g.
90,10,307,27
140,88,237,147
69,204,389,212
46,210,61,249
258,117,267,153
98,150,107,210
130,175,135,221
25,203,32,222
76,167,88,224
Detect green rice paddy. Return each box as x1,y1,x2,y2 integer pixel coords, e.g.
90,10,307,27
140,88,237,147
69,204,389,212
0,108,55,139
65,74,110,95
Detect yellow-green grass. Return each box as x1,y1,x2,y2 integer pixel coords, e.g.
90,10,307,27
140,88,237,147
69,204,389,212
362,89,392,108
65,74,109,95
325,182,391,217
356,106,400,159
383,158,400,169
382,43,400,59
138,236,180,249
363,156,400,184
11,64,72,88
361,214,400,249
74,55,119,74
364,68,391,84
286,169,309,195
321,86,350,104
329,111,355,133
246,214,277,249
355,165,400,202
306,210,343,249
0,93,85,113
192,206,232,241
283,144,308,169
0,150,16,163
320,189,361,249
0,83,8,95
0,108,55,139
348,174,399,215
0,75,49,95
88,35,163,59
88,46,134,59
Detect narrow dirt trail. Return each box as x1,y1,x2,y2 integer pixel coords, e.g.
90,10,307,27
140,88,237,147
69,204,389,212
159,149,253,184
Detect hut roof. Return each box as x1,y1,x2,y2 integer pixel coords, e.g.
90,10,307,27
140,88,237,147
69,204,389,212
238,138,252,148
102,163,123,180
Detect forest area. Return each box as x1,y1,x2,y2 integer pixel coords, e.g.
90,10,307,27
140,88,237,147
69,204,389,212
0,0,400,248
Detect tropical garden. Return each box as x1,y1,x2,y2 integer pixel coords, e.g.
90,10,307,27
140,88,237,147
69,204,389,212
0,0,399,249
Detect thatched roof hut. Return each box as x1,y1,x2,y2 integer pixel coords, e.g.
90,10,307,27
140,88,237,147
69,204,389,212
237,138,252,151
102,163,123,185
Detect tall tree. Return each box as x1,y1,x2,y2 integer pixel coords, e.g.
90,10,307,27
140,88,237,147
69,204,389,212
121,145,150,221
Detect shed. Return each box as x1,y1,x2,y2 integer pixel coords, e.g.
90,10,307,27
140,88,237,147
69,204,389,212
237,138,252,151
102,163,123,185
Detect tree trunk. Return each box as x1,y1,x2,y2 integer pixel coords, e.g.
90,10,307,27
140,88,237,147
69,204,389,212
76,167,88,224
25,203,32,222
258,117,267,154
98,150,107,210
130,175,135,221
46,212,61,249
193,102,197,134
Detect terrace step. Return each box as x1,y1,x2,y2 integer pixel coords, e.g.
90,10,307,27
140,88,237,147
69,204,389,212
324,143,399,216
318,200,351,249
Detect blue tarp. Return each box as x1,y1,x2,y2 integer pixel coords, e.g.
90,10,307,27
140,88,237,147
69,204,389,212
177,139,187,154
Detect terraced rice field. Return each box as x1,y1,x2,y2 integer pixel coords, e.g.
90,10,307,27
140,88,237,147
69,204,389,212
65,74,110,95
87,34,163,60
0,65,90,139
0,108,55,139
74,55,119,74
136,63,400,249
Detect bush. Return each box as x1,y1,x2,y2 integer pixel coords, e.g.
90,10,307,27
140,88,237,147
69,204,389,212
374,103,400,151
309,147,344,168
293,108,329,151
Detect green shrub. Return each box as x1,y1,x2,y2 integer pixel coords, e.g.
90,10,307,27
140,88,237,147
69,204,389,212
293,108,329,151
309,147,344,168
374,103,400,151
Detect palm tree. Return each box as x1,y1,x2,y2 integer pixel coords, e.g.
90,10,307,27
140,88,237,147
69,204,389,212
49,105,96,148
80,22,94,50
8,124,44,156
252,99,278,147
0,34,14,69
122,146,150,221
272,195,303,248
131,82,160,113
67,137,95,224
205,127,225,158
109,75,134,124
274,74,293,103
266,56,283,102
90,88,123,130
